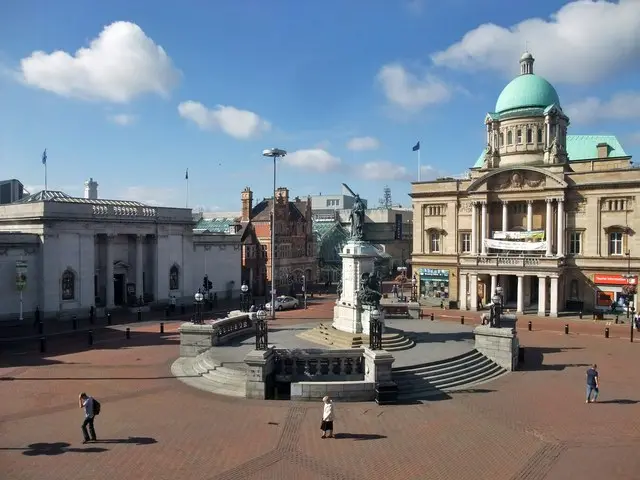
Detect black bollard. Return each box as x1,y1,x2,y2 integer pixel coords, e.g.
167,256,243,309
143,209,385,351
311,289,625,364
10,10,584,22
528,321,532,331
579,311,583,319
430,313,434,321
615,316,619,324
460,316,464,325
605,327,610,339
564,324,569,335
88,330,93,346
39,336,46,353
126,327,131,339
440,301,444,309
72,316,78,330
107,313,112,325
137,309,142,322
592,312,596,320
160,322,164,333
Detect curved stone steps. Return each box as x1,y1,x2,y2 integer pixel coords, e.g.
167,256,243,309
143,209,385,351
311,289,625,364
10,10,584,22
172,354,247,398
298,324,415,351
392,349,507,401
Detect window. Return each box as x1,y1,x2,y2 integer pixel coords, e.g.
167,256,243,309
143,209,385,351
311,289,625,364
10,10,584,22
516,129,522,144
461,233,471,253
425,204,444,216
609,232,623,255
500,132,504,146
569,232,581,255
430,232,441,253
169,265,180,290
261,245,267,258
569,279,579,300
61,269,75,300
526,128,533,143
511,203,526,214
605,199,627,211
537,128,543,143
507,131,513,145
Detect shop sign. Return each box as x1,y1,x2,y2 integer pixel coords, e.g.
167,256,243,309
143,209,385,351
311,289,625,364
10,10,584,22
593,274,637,286
418,268,449,277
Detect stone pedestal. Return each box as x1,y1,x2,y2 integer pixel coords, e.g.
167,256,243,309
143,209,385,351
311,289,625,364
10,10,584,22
244,349,275,399
179,323,214,357
363,347,395,384
473,325,519,371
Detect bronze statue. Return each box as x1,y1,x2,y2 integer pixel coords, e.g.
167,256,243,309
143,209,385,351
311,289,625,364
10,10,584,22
349,194,365,240
357,271,382,307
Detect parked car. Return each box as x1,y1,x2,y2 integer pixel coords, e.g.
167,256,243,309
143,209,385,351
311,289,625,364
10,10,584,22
265,295,299,311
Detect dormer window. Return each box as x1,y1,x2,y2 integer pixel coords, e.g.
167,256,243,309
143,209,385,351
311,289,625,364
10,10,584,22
526,128,532,143
516,129,523,144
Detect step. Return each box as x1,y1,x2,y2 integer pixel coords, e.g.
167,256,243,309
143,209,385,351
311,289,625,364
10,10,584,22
396,358,498,392
398,367,506,401
394,356,492,387
193,354,221,375
203,368,247,386
394,353,490,383
393,350,482,373
398,363,505,394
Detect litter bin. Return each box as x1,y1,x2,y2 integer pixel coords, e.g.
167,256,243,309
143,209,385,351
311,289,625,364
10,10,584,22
375,382,398,405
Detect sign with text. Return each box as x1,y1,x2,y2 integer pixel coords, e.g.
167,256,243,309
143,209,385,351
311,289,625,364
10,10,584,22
485,239,546,251
593,274,637,285
492,230,545,240
15,260,27,291
394,214,403,240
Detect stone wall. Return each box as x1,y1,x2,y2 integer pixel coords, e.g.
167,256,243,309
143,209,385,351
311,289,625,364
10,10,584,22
473,325,519,371
291,381,375,401
178,312,253,357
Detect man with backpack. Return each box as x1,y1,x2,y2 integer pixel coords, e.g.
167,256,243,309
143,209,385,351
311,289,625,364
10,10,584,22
78,392,100,443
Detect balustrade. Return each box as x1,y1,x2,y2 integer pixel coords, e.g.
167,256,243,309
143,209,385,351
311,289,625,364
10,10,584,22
273,348,365,382
211,315,253,344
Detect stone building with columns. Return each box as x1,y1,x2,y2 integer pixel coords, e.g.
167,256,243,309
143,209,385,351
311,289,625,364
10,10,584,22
0,184,241,321
410,53,638,317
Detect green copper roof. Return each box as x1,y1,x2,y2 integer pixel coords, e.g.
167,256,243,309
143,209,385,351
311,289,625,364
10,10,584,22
473,135,629,168
495,74,561,114
194,217,238,233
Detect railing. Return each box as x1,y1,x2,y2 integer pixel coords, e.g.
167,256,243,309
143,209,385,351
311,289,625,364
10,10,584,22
273,348,365,382
211,314,253,345
460,255,562,268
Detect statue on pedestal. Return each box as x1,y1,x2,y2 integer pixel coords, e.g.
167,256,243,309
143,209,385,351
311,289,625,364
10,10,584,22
349,194,365,240
357,272,382,307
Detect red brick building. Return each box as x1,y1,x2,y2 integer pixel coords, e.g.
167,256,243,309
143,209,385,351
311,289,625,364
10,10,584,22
239,186,315,296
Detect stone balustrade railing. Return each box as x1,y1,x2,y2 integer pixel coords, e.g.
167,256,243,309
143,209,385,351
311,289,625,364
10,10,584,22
273,348,365,382
179,312,254,357
211,313,253,344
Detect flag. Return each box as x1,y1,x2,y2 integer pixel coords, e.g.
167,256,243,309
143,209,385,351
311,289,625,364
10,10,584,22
185,168,189,180
412,141,420,152
42,149,47,165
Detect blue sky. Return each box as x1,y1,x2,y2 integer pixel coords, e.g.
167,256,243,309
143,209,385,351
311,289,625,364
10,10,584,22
1,0,639,212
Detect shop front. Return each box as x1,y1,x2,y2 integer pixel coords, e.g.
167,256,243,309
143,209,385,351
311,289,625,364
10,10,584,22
593,273,638,312
417,268,451,301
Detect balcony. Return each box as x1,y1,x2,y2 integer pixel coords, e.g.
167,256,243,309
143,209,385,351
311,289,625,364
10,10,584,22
459,254,564,270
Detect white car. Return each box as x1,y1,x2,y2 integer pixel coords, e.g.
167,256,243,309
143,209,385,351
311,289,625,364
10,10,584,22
265,295,299,311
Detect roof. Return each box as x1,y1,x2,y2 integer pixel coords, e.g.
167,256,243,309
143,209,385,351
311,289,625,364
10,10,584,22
495,74,561,114
16,190,147,207
473,135,629,168
250,199,306,222
194,217,240,233
313,221,347,241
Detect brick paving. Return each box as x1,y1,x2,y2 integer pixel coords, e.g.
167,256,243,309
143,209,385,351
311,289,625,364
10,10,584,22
1,311,639,479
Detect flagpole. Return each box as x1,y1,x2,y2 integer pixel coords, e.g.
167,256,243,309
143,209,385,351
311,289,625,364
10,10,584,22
418,146,421,182
185,169,189,208
44,162,48,191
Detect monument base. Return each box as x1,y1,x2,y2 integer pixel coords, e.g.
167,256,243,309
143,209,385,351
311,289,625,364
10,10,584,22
333,302,361,334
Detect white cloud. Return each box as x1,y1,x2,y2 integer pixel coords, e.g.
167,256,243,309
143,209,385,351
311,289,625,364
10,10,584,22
118,186,180,206
178,101,271,140
377,64,452,111
108,113,137,126
358,162,443,181
283,149,341,172
430,0,640,85
19,21,180,102
566,92,640,124
346,136,381,151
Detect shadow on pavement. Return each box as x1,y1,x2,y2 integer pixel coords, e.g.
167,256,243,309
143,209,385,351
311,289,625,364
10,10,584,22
519,346,588,371
96,436,158,445
2,437,158,456
333,433,387,440
596,399,638,405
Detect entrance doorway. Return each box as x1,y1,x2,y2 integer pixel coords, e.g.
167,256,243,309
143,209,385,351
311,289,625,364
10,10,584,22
114,274,125,305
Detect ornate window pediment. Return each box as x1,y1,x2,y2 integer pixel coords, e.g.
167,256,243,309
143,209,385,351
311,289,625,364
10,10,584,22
466,167,567,193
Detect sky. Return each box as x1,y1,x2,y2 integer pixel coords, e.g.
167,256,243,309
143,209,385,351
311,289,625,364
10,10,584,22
1,0,639,212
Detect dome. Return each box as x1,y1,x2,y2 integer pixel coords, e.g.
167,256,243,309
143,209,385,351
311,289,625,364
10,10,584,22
495,73,561,114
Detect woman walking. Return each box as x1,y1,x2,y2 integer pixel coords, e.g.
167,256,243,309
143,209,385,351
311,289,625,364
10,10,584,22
321,396,334,438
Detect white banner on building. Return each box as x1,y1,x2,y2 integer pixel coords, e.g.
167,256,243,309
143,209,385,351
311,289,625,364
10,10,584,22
492,230,545,240
485,239,547,251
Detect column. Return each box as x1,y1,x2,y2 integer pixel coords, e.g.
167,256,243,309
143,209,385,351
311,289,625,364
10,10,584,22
516,275,524,314
545,199,553,256
471,202,477,255
490,275,497,297
537,276,547,316
469,274,478,311
480,201,487,255
502,201,508,232
105,234,115,308
526,200,533,232
459,274,468,311
136,235,144,298
549,276,559,317
556,198,565,256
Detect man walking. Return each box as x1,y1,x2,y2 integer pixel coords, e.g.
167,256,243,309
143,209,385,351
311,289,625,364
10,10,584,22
79,392,97,443
586,364,599,403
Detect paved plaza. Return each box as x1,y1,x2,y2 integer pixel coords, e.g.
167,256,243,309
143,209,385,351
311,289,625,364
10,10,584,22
1,302,639,480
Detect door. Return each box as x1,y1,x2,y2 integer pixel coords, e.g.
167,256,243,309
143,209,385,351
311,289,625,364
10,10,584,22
114,274,125,305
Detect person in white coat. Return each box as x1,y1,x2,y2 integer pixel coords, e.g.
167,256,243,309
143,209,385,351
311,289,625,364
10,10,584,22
321,396,334,438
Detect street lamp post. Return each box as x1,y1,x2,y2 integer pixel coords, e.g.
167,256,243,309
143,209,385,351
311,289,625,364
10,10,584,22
240,282,250,312
369,308,382,350
255,308,269,350
492,288,503,328
194,290,204,324
411,275,417,302
262,148,287,319
302,274,307,309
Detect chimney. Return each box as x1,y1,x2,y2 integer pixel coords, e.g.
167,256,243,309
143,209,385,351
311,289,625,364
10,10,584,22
276,187,289,203
596,142,609,159
84,178,98,199
241,186,253,221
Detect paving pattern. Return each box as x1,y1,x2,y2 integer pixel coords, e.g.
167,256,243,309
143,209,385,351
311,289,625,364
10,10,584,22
1,304,640,480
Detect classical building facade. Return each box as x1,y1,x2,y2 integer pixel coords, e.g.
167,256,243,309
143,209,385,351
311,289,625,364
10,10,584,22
239,186,316,296
0,187,241,321
411,53,638,316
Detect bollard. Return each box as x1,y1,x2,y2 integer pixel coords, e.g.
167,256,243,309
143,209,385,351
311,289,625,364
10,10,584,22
72,317,78,330
460,316,464,325
137,309,142,322
592,312,596,320
88,330,93,346
107,313,112,325
605,327,610,339
615,316,619,324
528,321,532,331
126,327,131,339
579,311,583,319
39,336,46,353
37,322,43,335
564,324,569,335
430,313,434,321
160,322,164,333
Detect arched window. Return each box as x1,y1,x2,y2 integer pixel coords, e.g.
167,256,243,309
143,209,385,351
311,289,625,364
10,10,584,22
507,131,513,145
526,128,532,143
499,132,504,146
537,128,543,143
516,129,523,144
169,265,180,290
61,269,75,300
